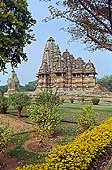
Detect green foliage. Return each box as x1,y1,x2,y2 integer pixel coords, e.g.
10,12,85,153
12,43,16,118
8,93,31,116
9,132,46,165
59,96,65,104
0,80,37,93
78,105,96,131
0,0,36,71
58,134,74,146
0,85,8,93
0,96,8,114
69,98,74,103
0,91,8,114
91,97,100,105
28,91,61,139
34,90,60,109
97,75,112,92
0,123,12,154
19,80,37,92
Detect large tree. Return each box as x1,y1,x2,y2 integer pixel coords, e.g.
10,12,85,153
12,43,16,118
43,0,112,52
0,0,36,71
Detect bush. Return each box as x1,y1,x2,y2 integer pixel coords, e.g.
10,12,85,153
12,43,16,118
69,98,74,103
17,117,112,170
0,96,8,114
59,96,65,104
28,90,61,140
91,97,100,105
78,104,96,131
0,123,12,154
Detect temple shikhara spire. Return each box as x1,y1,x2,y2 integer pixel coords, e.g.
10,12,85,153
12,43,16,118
8,70,20,94
36,37,97,92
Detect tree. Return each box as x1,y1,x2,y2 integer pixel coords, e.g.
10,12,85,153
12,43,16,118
19,80,37,92
8,92,31,117
0,96,8,114
0,85,8,93
97,75,112,91
0,90,8,114
0,0,36,71
43,0,112,52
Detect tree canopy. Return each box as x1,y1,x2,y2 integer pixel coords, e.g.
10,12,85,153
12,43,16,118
19,80,37,92
97,75,112,92
43,0,112,52
8,92,31,116
0,0,36,71
0,80,37,92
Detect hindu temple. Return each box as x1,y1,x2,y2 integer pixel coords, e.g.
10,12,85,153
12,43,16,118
36,37,97,92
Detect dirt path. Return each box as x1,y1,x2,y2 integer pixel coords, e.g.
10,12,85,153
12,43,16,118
0,114,33,132
0,153,22,170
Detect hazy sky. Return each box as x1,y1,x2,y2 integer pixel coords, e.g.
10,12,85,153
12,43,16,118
0,0,112,86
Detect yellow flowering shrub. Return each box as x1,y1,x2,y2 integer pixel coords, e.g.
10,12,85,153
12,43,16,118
17,117,112,170
16,164,45,170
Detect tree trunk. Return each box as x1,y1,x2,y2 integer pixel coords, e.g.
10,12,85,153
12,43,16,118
16,105,23,117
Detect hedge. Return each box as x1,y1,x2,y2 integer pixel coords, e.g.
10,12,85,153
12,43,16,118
17,117,112,170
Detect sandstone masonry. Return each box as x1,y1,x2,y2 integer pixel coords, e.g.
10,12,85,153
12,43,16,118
36,37,97,93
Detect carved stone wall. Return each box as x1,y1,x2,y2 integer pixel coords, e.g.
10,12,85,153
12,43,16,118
36,37,97,93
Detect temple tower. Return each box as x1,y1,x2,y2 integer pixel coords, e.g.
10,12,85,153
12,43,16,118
8,71,20,94
36,37,97,93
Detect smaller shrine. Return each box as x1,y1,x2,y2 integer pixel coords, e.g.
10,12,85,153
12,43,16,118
7,70,20,94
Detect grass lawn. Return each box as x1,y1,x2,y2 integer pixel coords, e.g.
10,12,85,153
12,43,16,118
59,103,112,123
56,103,112,133
7,103,112,133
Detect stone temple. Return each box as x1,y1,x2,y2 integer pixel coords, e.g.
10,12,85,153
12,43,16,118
36,37,97,93
7,70,20,94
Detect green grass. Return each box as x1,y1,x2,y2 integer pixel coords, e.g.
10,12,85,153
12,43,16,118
7,103,112,133
58,134,75,145
8,132,47,165
56,103,112,133
59,103,112,123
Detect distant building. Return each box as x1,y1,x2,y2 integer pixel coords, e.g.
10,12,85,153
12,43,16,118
36,37,97,92
7,70,20,94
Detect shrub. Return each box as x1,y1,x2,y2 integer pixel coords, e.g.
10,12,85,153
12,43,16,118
91,97,100,105
8,93,31,117
59,96,65,104
69,97,74,103
0,123,12,154
78,104,96,131
0,96,8,114
16,117,112,170
28,90,61,140
34,90,60,109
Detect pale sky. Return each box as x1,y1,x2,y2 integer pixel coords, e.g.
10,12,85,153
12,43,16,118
0,0,112,86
